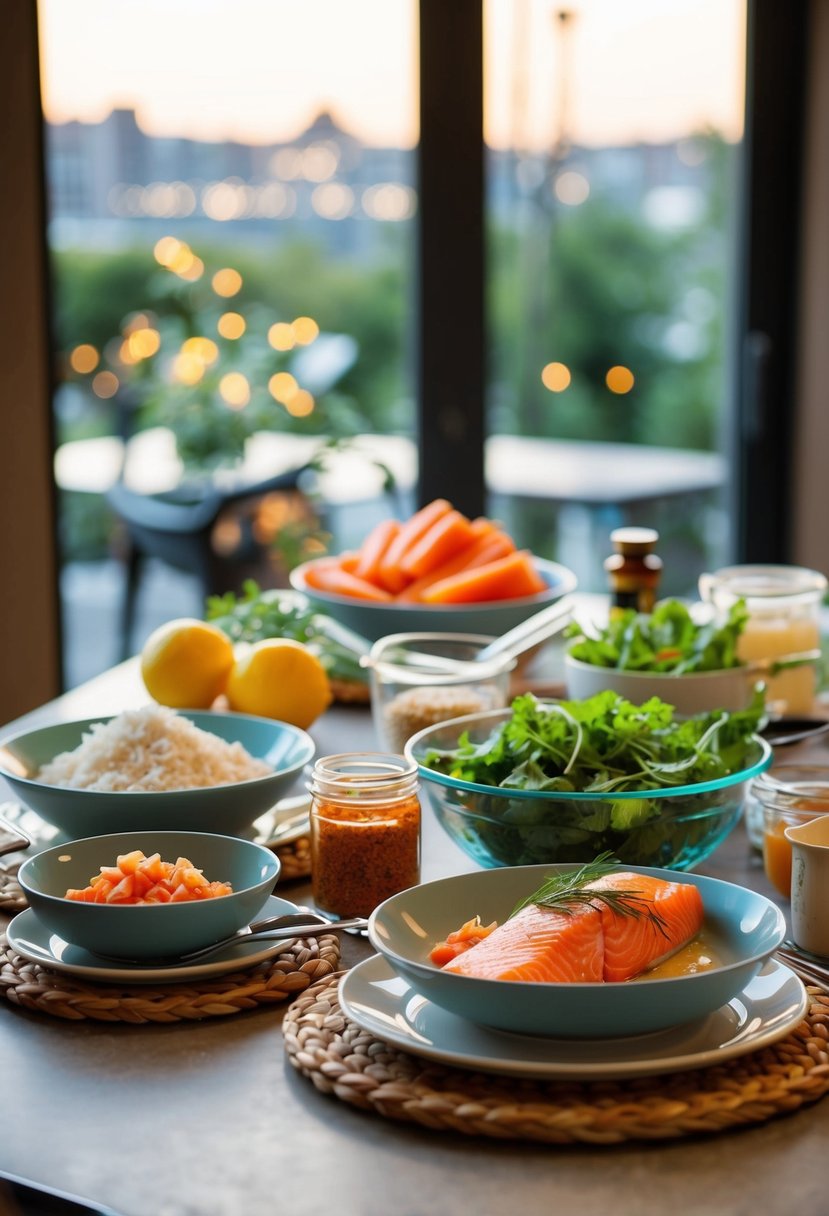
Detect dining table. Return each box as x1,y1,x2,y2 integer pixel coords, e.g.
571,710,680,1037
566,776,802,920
1,657,829,1216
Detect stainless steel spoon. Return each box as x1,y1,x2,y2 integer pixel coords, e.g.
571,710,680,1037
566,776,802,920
100,911,369,968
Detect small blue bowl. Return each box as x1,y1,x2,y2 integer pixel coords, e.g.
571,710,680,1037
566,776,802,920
289,555,577,644
17,830,281,961
0,710,315,838
368,864,786,1037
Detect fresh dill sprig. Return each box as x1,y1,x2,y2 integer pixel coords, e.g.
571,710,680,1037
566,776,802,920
510,852,668,938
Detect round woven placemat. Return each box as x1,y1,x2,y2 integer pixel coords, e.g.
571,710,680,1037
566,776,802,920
283,971,829,1144
276,833,311,882
0,869,24,914
0,932,340,1023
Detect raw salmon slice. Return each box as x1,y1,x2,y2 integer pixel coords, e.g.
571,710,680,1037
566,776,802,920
437,872,704,984
441,902,604,983
587,871,704,982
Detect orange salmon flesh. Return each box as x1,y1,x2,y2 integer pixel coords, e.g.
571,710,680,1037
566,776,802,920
441,872,704,983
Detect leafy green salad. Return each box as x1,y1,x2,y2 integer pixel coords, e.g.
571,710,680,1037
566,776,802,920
425,689,765,795
420,690,767,868
565,598,748,673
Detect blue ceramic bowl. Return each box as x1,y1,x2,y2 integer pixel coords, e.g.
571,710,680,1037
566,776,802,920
289,556,577,644
368,864,786,1037
405,710,772,871
0,710,315,838
18,830,281,961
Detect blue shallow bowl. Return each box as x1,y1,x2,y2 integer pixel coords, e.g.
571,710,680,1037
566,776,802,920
405,709,773,871
18,830,281,961
368,864,787,1037
289,556,577,644
0,710,315,838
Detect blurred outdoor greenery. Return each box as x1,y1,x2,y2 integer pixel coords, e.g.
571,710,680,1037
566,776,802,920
53,132,733,578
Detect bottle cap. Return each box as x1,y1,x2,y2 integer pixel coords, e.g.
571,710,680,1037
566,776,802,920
610,527,659,556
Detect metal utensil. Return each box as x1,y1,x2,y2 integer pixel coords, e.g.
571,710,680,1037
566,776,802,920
361,596,575,676
762,716,829,748
98,911,369,968
775,941,829,991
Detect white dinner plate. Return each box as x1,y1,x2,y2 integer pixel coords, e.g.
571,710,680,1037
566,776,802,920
6,894,304,985
339,954,808,1081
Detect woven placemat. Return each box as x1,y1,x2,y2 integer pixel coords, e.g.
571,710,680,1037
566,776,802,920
283,971,829,1144
0,869,24,914
0,932,340,1023
276,833,311,882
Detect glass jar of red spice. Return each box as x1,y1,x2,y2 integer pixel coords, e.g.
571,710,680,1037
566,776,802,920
309,753,421,919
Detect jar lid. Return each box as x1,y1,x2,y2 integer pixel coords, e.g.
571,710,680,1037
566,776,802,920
309,752,418,800
700,564,827,605
609,527,659,556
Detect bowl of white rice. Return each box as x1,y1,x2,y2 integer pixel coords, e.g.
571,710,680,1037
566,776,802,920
0,705,315,838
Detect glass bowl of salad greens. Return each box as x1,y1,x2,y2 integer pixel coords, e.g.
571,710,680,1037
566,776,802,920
404,690,772,871
563,599,769,716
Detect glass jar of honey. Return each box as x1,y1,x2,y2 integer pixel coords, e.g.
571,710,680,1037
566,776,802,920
752,764,829,899
699,564,826,716
309,753,421,919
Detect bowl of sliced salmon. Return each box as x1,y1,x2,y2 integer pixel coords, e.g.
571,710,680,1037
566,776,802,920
17,830,281,961
367,861,786,1037
288,498,577,643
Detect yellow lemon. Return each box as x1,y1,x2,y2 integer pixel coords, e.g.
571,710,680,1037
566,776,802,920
226,639,332,729
140,618,235,709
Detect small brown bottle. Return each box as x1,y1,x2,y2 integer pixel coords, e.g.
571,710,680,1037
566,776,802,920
604,527,662,615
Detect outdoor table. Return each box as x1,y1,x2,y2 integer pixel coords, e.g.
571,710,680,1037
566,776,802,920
1,659,827,1216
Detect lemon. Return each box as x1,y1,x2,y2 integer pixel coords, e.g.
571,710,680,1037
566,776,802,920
226,638,332,728
140,618,235,709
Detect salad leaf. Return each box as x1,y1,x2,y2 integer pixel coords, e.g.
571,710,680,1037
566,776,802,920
424,687,766,794
565,598,749,673
205,579,367,685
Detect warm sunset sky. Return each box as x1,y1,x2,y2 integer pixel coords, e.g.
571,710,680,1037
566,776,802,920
39,0,745,150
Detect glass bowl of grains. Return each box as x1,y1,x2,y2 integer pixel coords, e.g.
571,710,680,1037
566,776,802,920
367,633,516,755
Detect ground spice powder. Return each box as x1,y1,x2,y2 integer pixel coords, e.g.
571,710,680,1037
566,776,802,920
309,754,421,919
311,796,421,918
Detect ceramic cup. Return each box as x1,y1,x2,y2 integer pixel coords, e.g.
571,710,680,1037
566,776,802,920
784,814,829,957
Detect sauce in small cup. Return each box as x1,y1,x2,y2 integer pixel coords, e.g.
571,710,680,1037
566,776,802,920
753,766,829,898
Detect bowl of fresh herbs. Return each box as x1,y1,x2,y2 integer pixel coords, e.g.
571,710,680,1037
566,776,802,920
404,689,771,871
563,599,766,716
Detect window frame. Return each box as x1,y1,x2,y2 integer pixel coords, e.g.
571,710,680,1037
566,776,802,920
1,0,813,712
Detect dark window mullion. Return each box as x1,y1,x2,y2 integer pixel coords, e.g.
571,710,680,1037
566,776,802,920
734,0,810,561
416,0,485,517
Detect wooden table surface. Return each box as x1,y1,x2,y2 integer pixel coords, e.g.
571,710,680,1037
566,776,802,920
2,661,828,1216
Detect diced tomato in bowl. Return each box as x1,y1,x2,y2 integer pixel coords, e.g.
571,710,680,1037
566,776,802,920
17,830,280,961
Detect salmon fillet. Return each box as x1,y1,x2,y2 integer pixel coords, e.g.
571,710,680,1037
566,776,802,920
441,902,604,982
588,872,704,983
439,872,703,984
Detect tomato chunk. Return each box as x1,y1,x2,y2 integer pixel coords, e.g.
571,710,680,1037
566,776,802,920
63,851,234,905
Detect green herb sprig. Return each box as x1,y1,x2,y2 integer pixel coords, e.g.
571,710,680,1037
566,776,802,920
510,853,668,939
205,579,367,685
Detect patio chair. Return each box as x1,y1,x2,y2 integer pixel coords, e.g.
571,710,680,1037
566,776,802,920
106,465,312,659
